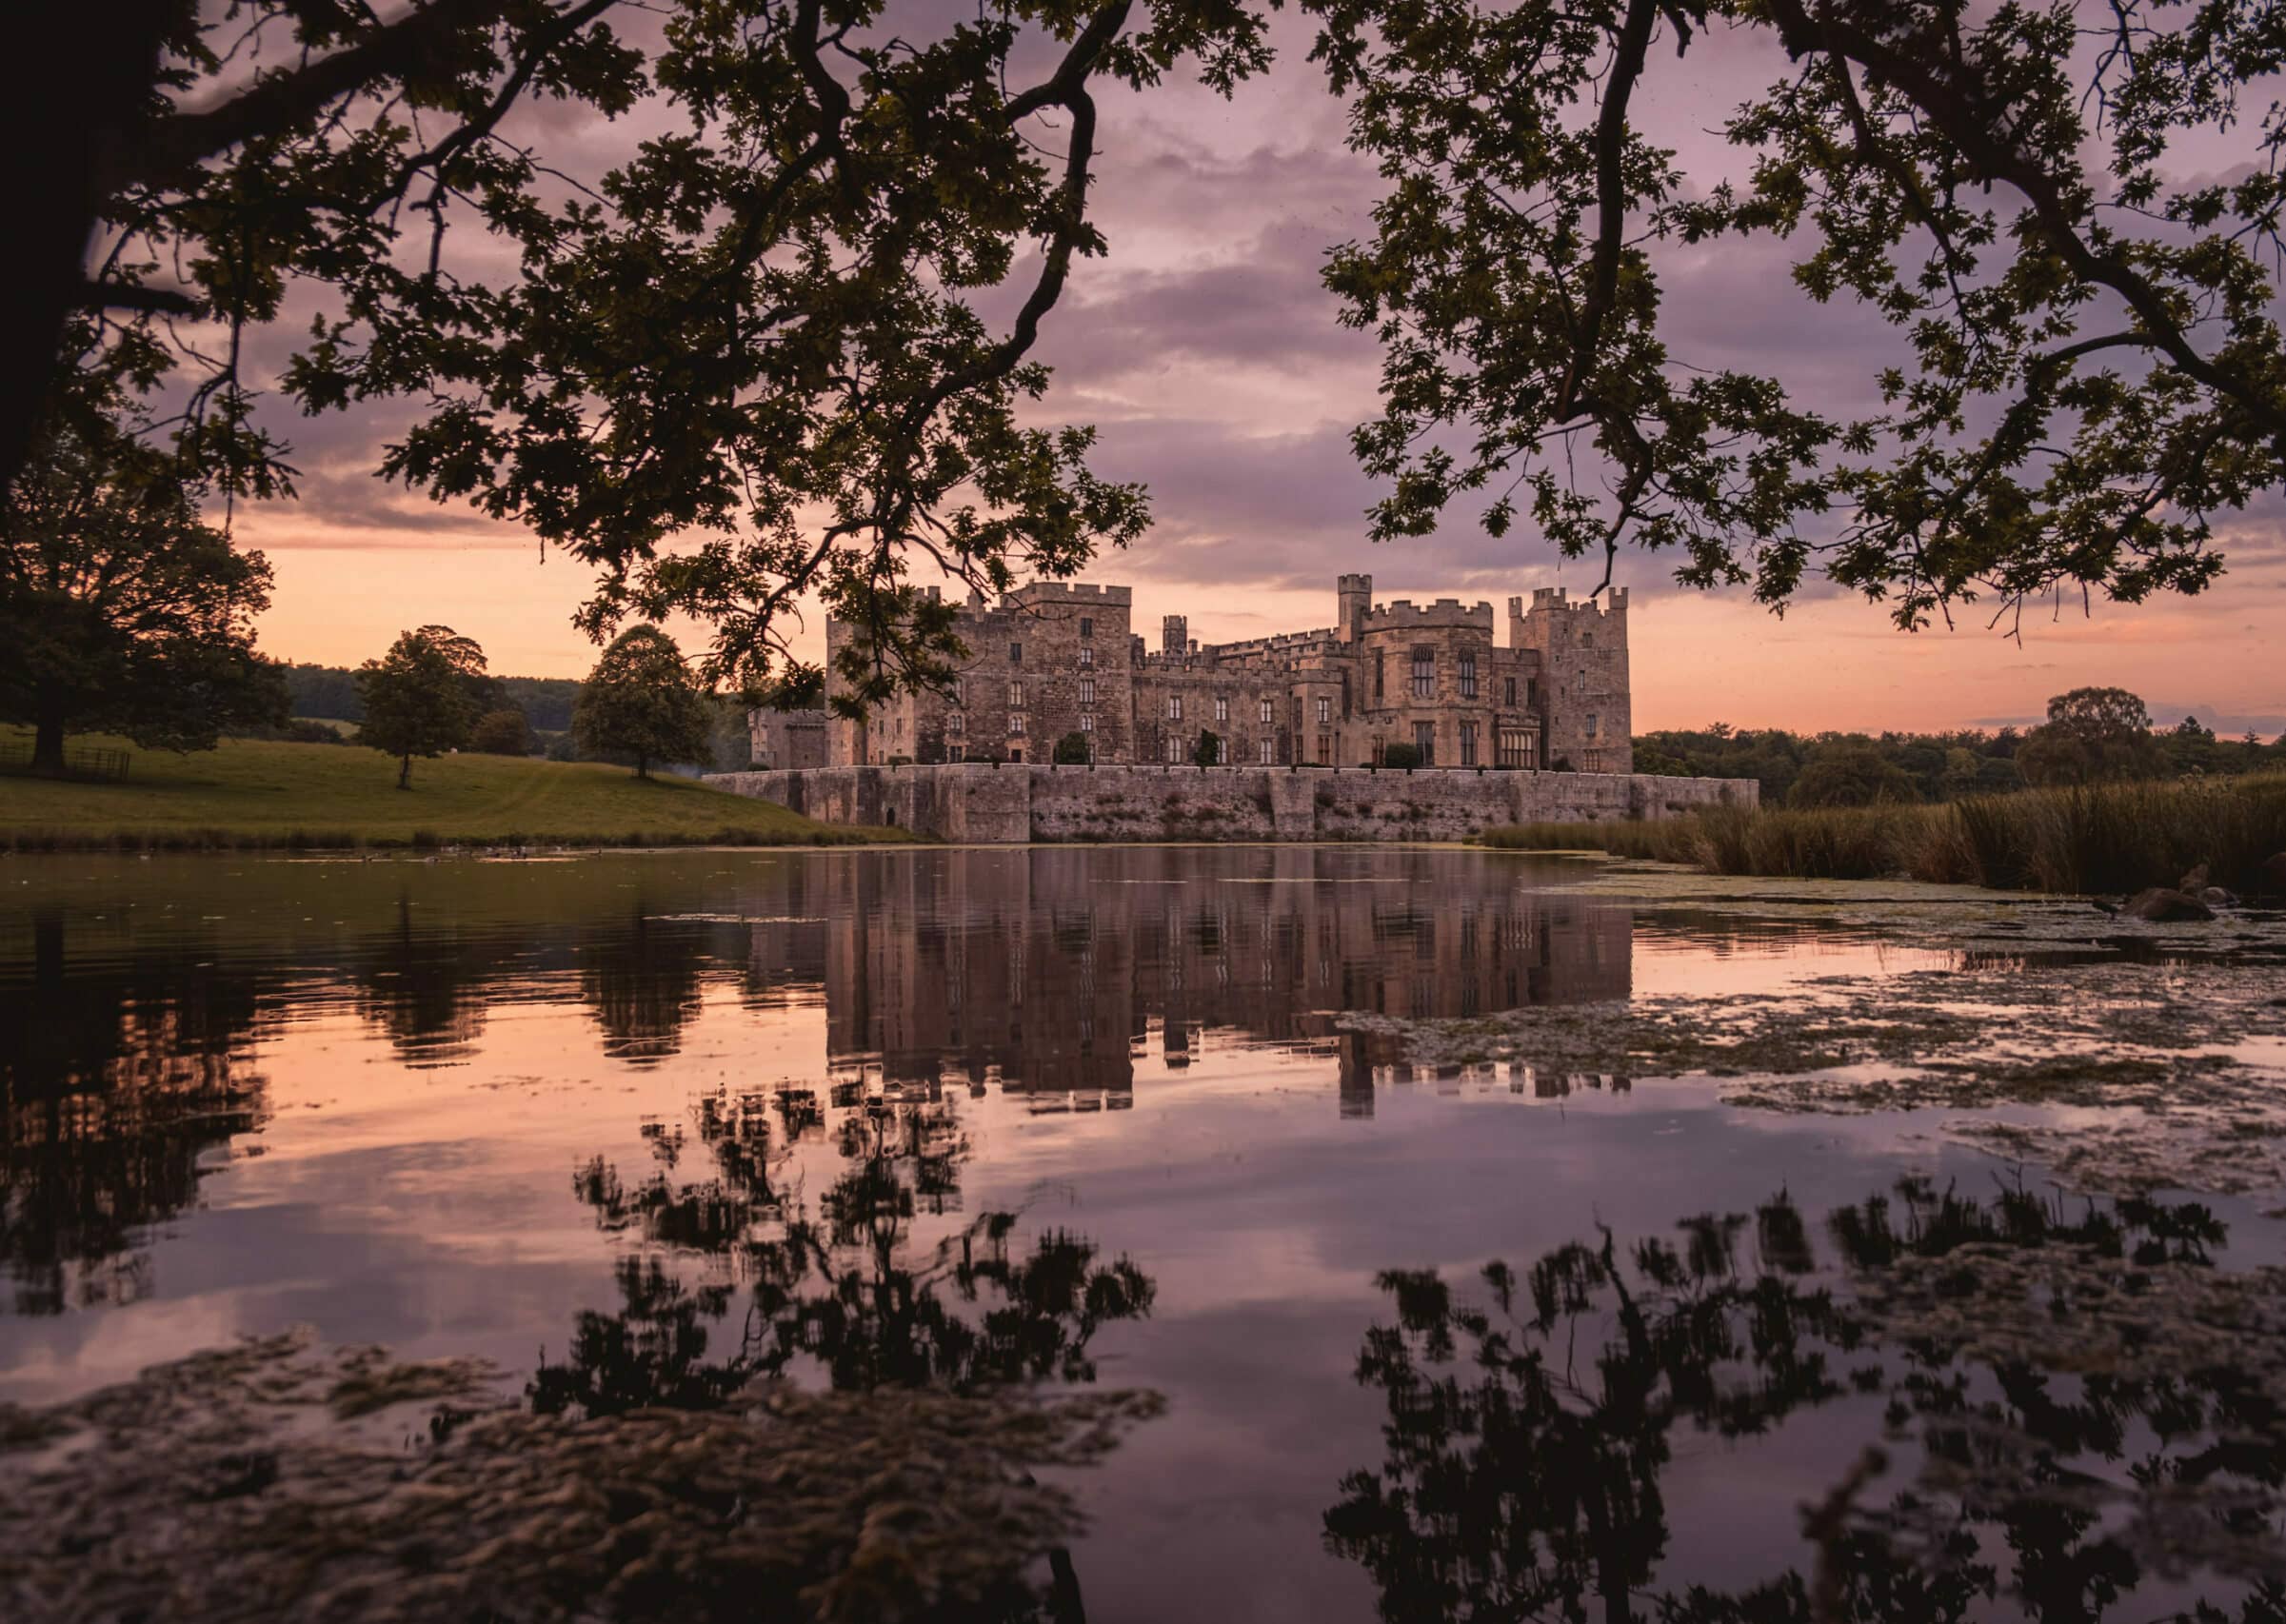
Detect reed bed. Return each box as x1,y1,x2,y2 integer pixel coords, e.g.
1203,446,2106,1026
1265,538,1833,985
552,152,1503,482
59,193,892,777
1480,774,2286,894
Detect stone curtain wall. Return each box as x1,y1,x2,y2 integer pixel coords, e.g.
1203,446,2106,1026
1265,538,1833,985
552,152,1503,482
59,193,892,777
706,763,1756,843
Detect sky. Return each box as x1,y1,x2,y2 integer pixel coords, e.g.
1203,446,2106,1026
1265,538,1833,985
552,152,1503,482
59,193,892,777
225,6,2286,737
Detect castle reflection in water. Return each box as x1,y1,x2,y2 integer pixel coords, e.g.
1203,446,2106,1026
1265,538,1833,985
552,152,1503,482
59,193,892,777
810,848,1631,1114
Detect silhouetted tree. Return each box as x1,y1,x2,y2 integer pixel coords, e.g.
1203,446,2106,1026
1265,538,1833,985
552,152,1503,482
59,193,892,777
2018,687,2161,786
1,423,283,770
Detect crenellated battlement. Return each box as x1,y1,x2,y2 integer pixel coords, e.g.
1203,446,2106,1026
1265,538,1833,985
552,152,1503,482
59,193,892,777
1007,582,1134,605
1512,585,1628,618
1360,597,1495,634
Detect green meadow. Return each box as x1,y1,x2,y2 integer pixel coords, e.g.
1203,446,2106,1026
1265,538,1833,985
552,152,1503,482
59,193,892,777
0,731,899,850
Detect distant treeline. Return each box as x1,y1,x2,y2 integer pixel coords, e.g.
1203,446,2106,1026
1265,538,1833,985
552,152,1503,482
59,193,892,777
284,663,583,733
1639,691,2285,807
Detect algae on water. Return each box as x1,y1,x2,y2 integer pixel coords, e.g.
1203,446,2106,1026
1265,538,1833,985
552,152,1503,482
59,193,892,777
1343,871,2286,1198
0,1328,1160,1624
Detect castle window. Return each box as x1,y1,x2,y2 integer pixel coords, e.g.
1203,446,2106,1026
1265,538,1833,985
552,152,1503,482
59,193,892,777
1215,695,1229,723
1010,642,1022,664
1079,677,1095,706
1259,698,1274,724
1009,713,1027,736
1165,736,1183,763
1214,736,1228,764
1375,649,1385,699
1009,681,1024,707
1078,644,1094,667
948,712,965,735
1578,669,1588,690
1498,728,1531,769
1585,713,1599,737
1581,631,1593,648
1460,722,1479,766
1317,733,1333,763
1413,722,1436,763
1504,675,1517,706
1411,648,1435,699
1080,616,1093,640
1259,738,1275,764
1459,653,1479,699
1167,694,1183,722
1080,711,1094,731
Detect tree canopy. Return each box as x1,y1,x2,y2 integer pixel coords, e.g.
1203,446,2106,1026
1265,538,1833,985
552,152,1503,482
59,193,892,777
357,624,487,788
42,0,1274,712
1311,0,2286,629
0,421,283,770
2018,683,2165,784
26,0,2286,704
573,625,714,778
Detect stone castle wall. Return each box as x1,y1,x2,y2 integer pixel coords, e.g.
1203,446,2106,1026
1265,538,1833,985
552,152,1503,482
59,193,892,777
704,762,1756,843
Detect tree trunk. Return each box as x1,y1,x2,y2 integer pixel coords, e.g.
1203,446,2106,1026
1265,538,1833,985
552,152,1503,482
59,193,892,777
636,754,648,780
30,695,66,775
398,753,412,790
8,7,172,501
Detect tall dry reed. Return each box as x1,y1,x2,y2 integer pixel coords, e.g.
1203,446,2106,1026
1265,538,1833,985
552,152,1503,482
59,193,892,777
1480,773,2286,894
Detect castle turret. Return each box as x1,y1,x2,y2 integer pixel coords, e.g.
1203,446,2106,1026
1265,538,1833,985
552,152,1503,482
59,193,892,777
1163,615,1188,657
1511,586,1630,773
1338,573,1373,643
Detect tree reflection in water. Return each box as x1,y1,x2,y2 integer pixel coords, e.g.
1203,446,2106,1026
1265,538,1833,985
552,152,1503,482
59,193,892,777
0,910,268,1315
1327,1180,2286,1623
533,1079,1153,1416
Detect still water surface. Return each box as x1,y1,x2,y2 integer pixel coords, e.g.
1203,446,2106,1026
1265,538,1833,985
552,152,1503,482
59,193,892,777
2,847,2279,1621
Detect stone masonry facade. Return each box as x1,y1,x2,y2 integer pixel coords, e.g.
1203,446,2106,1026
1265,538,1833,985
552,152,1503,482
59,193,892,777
704,762,1757,844
795,574,1633,774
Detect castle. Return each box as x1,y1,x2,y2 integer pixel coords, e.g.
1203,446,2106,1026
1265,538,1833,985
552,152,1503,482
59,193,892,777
752,574,1630,775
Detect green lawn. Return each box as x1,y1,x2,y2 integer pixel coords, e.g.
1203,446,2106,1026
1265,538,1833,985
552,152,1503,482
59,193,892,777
0,731,897,850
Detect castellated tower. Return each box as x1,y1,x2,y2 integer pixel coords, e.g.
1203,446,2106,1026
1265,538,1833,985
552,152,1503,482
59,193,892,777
1337,574,1373,643
1508,587,1631,774
1162,615,1188,658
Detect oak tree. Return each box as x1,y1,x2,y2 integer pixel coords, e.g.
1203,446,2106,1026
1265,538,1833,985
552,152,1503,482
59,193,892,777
358,624,488,788
2018,684,2161,784
46,0,1275,712
1309,0,2286,628
573,625,712,779
1,422,283,772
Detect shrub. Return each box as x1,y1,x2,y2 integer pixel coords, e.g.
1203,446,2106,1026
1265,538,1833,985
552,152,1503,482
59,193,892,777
1381,743,1423,769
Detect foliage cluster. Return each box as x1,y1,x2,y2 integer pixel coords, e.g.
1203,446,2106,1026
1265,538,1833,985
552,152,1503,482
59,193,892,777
0,418,284,769
572,626,715,780
1640,689,2283,807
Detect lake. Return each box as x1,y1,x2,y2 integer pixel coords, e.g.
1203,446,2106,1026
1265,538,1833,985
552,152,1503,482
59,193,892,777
4,846,2283,1622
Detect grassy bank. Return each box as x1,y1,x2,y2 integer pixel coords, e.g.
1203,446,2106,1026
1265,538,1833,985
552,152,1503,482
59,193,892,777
1482,774,2286,893
0,731,904,851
